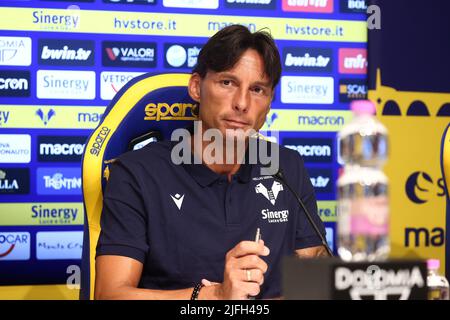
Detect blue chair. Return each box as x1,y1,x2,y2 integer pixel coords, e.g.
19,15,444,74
80,73,198,300
441,123,450,279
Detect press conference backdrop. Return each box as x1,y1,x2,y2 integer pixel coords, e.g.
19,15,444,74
0,0,368,295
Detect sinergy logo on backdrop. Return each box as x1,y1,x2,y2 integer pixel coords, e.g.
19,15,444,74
31,204,80,225
37,70,95,100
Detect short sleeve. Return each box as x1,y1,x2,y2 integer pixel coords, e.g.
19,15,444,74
96,160,149,263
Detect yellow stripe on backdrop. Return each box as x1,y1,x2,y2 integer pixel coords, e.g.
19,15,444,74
0,105,106,129
0,7,367,42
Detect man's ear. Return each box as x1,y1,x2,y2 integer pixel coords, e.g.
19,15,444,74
188,73,201,102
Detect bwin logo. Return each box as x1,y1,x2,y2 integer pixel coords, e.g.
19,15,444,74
36,108,55,125
265,113,278,128
405,171,445,204
255,181,283,205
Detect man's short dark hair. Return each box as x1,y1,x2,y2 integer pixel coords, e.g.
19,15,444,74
193,25,282,89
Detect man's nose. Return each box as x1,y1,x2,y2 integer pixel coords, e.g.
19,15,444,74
233,87,249,113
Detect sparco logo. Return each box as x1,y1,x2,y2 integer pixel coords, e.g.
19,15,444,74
335,266,425,300
102,41,156,68
38,39,94,66
283,47,332,73
225,0,276,9
0,70,30,97
38,136,87,162
90,126,111,156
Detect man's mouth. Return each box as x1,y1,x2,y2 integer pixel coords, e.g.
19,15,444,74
223,118,250,129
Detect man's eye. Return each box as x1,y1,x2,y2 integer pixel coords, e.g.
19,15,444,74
222,80,232,86
253,87,264,94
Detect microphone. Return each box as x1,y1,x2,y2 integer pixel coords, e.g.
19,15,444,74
271,167,334,257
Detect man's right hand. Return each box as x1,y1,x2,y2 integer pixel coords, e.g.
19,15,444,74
203,240,270,300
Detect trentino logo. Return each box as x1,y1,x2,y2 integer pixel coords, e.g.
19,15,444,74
100,71,144,100
283,138,333,163
38,39,94,66
0,134,31,163
164,44,202,69
0,36,32,66
0,232,31,261
339,48,368,74
102,41,157,68
0,70,30,97
163,0,218,9
0,168,30,194
225,0,276,9
283,47,332,73
308,167,333,194
38,136,87,162
36,167,82,195
339,79,368,102
37,70,96,100
340,0,367,13
282,0,334,13
281,76,334,104
36,108,56,125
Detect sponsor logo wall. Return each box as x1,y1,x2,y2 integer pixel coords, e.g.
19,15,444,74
0,0,367,285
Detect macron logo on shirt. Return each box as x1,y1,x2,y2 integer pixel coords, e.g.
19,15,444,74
170,193,184,210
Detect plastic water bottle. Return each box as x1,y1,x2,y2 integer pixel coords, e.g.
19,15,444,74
337,100,390,261
427,259,450,300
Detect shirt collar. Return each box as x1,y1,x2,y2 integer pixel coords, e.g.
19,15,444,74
169,140,255,187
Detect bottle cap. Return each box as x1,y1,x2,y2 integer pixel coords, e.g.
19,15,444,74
427,259,440,270
351,100,376,115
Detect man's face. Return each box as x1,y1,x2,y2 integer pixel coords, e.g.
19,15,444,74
188,49,274,138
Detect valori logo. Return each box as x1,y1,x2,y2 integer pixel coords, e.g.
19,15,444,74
0,36,32,66
281,76,334,104
100,71,144,100
282,0,334,13
339,48,368,74
37,70,95,100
